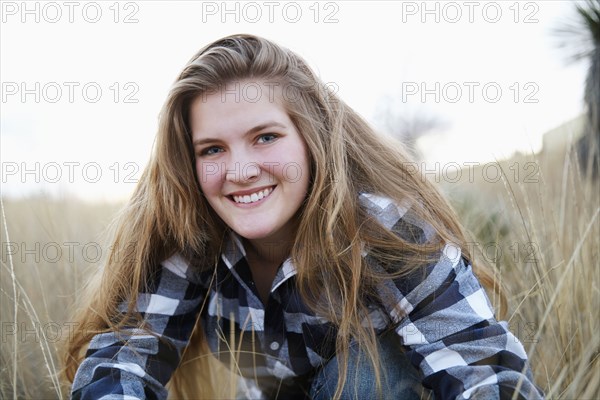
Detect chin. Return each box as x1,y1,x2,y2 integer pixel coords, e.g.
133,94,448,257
233,226,276,240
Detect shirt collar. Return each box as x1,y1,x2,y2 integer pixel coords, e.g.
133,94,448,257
220,230,298,292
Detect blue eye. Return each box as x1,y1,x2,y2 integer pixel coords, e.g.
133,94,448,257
200,146,223,156
257,133,278,144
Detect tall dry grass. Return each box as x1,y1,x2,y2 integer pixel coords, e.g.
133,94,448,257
441,145,599,400
0,196,121,399
1,144,598,399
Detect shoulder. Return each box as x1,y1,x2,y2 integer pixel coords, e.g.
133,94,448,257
358,192,467,309
358,192,438,245
136,253,209,304
161,252,199,281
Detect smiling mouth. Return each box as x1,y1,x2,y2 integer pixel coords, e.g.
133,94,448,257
229,186,275,204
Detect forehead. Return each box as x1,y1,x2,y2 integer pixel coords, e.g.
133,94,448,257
189,79,293,137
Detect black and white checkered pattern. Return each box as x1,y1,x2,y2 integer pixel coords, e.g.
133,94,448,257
71,193,545,399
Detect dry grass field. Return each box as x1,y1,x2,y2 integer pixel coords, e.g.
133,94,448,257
439,146,599,400
1,145,598,399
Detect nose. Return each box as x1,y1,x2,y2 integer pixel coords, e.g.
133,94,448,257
225,151,260,183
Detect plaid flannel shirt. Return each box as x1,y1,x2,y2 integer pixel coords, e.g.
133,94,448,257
71,193,545,399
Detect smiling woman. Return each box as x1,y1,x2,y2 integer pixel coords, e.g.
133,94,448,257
63,34,545,399
190,80,310,249
191,80,310,306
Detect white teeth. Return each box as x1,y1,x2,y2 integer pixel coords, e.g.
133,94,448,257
232,187,274,204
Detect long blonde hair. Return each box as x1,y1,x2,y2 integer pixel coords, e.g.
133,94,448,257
64,34,505,399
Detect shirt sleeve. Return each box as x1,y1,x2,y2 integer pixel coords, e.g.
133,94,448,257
70,253,206,400
385,247,545,399
359,193,545,399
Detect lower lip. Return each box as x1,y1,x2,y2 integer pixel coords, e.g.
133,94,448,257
228,186,276,208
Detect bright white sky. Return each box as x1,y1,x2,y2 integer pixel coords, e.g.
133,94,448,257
1,0,588,202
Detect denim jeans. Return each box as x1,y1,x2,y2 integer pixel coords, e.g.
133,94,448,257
309,331,432,400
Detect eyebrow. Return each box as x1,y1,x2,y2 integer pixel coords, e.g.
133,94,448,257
193,121,288,147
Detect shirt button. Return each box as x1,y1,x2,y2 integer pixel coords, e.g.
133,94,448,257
269,341,280,351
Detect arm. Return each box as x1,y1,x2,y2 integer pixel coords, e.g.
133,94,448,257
71,253,206,400
388,246,545,399
359,193,545,399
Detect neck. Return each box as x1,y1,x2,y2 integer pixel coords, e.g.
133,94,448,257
243,217,299,265
243,236,294,266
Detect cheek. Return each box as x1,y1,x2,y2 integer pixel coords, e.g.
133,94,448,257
196,160,222,194
265,146,309,180
279,162,305,184
288,144,311,186
299,148,311,184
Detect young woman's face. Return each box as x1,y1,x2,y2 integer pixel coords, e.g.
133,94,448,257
190,79,310,244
